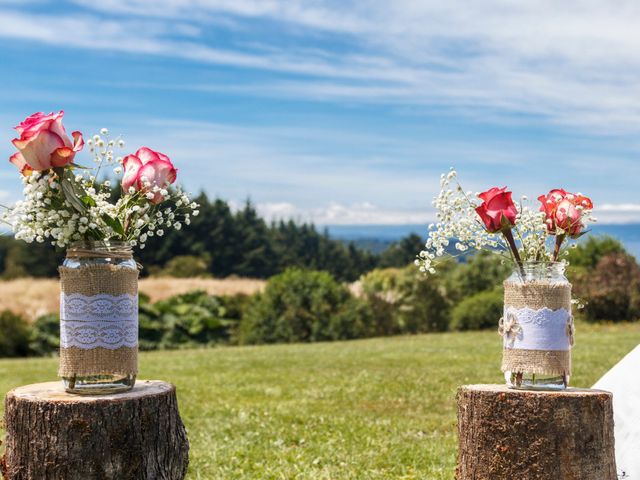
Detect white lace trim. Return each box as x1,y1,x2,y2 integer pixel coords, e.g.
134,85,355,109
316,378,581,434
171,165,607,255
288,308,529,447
502,306,571,351
60,293,138,349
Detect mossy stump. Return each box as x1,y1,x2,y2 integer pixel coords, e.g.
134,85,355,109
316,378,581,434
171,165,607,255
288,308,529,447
1,380,189,480
456,384,616,480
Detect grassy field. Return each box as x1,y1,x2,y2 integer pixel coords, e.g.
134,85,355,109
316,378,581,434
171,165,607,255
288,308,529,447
0,322,638,479
0,277,265,320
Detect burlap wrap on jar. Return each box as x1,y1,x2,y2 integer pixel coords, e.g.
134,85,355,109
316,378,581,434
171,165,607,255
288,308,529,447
58,260,139,378
500,280,573,377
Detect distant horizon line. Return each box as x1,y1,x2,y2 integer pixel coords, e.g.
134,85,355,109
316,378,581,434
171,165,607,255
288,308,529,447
321,222,640,228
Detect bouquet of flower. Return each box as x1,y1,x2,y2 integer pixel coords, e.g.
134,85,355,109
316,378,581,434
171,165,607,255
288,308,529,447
2,111,198,249
416,169,595,274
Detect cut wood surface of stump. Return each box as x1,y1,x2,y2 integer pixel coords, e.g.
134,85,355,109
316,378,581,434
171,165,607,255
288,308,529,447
2,380,189,480
456,384,616,480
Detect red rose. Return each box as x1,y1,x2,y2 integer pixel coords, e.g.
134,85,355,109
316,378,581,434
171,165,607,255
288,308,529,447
475,187,518,233
538,189,593,237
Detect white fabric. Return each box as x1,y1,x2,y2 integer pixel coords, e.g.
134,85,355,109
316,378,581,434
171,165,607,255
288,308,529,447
60,293,138,349
593,345,640,479
503,306,571,351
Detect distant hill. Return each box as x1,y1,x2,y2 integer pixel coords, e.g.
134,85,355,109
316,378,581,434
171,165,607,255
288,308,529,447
326,223,640,258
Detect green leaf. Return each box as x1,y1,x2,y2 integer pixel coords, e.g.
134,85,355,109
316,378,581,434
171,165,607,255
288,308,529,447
101,214,125,236
81,195,97,207
60,178,86,214
571,230,590,239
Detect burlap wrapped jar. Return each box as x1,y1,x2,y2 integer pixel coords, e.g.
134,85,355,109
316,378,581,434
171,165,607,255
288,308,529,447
500,262,574,389
58,241,139,394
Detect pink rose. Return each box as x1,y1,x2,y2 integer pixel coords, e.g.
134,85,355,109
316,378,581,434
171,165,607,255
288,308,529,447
122,147,177,204
9,152,33,176
538,189,593,237
10,111,83,173
475,186,518,233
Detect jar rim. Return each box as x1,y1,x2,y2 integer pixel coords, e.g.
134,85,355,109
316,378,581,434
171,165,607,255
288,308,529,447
66,240,133,260
509,260,568,280
520,261,565,265
68,240,132,249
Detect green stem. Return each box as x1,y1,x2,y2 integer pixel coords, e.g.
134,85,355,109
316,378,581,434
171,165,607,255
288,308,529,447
552,234,566,262
502,228,525,276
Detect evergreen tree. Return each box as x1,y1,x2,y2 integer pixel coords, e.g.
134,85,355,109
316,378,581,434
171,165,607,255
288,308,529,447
0,194,419,280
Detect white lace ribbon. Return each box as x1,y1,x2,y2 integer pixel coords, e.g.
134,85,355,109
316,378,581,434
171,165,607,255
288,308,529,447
502,306,571,351
60,293,138,349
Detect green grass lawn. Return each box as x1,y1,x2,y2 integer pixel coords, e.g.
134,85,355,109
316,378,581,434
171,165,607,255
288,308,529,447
1,322,639,479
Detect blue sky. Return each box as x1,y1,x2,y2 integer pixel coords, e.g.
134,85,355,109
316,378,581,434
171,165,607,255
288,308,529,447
1,0,639,224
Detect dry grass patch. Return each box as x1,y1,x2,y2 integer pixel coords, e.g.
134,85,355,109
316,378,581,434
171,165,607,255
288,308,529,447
0,277,265,320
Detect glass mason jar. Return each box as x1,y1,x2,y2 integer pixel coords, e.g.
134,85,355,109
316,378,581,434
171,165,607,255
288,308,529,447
59,241,138,394
501,262,573,390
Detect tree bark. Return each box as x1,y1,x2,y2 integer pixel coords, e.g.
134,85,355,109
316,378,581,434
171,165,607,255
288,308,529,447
456,384,617,480
2,380,189,480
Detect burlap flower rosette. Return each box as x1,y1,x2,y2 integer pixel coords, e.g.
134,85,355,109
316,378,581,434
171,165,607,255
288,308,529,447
58,255,139,378
500,280,573,377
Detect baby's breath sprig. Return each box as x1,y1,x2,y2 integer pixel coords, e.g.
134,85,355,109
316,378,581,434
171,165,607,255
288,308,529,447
416,170,594,275
2,126,197,251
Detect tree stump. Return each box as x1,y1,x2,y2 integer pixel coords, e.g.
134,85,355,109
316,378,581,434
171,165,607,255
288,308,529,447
2,380,189,480
456,384,616,480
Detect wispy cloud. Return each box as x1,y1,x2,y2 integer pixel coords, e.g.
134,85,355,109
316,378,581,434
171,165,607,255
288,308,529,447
3,2,640,132
246,201,430,225
596,204,640,224
2,2,640,226
241,201,640,226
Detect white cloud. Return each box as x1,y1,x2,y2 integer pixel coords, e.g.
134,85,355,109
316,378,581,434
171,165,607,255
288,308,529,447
3,2,640,131
595,204,640,224
600,203,640,212
248,201,640,226
237,200,431,225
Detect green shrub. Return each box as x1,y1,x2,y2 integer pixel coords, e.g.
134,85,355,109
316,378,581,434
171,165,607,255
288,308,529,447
358,267,404,336
237,268,354,344
153,291,235,348
219,294,252,321
0,311,32,357
444,251,510,303
138,290,236,349
158,255,212,278
29,313,60,356
574,253,640,322
450,288,503,331
566,235,626,269
327,297,377,340
359,265,451,334
359,267,405,296
394,267,450,333
138,295,165,350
